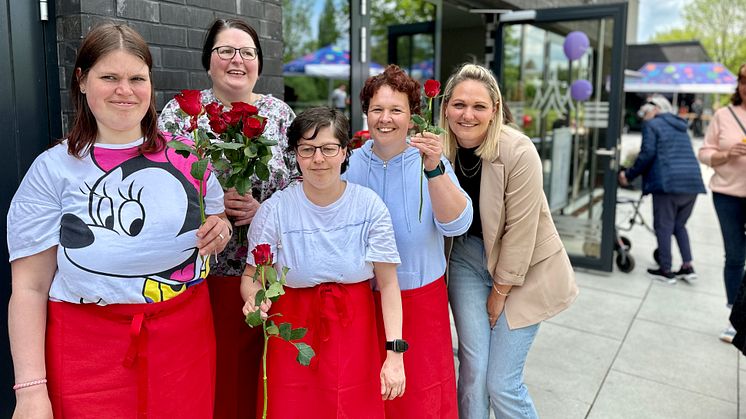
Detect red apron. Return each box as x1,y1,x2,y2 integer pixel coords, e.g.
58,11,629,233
374,276,458,419
261,280,385,419
46,281,215,419
208,274,263,419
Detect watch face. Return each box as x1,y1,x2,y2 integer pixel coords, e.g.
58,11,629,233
394,339,408,352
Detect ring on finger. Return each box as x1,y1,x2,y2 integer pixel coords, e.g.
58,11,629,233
219,233,225,240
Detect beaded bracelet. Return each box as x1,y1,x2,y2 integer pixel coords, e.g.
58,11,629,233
492,283,511,297
13,378,47,390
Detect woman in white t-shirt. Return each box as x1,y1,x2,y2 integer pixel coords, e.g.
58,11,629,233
241,107,405,418
7,23,230,418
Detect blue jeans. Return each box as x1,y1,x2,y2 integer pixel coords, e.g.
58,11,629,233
712,192,746,305
448,234,540,419
651,193,697,271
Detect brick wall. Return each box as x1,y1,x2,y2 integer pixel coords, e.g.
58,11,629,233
56,0,284,131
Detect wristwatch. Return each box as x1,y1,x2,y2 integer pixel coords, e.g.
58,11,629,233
423,161,445,179
386,339,409,353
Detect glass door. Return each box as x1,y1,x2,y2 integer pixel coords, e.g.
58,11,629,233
495,4,627,272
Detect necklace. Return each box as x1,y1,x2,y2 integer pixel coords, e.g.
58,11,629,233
456,151,482,178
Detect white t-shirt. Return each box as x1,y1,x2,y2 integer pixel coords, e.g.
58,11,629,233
247,182,400,288
7,138,224,305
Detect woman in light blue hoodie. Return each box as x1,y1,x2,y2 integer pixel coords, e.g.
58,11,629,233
345,65,473,419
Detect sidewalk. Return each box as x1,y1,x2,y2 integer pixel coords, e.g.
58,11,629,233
449,133,741,418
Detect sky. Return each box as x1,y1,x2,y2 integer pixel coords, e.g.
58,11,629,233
636,0,687,42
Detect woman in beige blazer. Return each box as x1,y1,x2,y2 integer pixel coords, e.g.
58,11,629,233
440,63,578,419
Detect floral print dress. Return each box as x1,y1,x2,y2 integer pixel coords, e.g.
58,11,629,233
159,89,297,276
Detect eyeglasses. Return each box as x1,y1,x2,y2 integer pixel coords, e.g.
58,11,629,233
212,46,258,61
296,144,342,158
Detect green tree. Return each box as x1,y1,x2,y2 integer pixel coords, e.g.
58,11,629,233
369,0,435,65
318,0,341,47
282,0,315,62
650,0,746,72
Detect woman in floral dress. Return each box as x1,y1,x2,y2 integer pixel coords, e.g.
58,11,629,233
157,18,296,419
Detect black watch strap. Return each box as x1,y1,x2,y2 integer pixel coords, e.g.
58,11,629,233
424,161,445,179
386,339,409,353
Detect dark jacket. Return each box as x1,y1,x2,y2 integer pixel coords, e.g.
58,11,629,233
625,113,706,195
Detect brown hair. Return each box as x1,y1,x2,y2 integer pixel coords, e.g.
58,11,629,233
287,107,351,173
360,65,421,115
68,23,160,157
202,19,263,75
731,63,746,106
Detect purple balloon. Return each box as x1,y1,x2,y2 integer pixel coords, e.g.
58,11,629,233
570,79,593,101
563,31,590,61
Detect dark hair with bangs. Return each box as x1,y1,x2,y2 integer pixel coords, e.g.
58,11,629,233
360,64,421,115
731,63,746,106
68,23,161,158
286,107,351,173
202,19,263,75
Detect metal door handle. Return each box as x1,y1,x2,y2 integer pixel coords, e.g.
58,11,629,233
595,148,616,156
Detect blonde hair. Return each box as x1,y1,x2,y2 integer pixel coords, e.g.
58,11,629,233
439,63,522,162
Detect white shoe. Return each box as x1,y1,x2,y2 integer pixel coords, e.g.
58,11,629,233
720,325,736,343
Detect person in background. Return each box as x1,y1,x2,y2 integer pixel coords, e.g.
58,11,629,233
157,18,296,418
241,107,405,418
691,97,704,138
619,95,706,283
8,23,229,418
332,82,349,115
440,63,578,419
345,64,472,418
698,63,746,343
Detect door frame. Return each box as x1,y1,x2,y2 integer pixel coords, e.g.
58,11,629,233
494,3,628,272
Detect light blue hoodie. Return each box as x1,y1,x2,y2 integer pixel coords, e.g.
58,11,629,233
344,140,473,290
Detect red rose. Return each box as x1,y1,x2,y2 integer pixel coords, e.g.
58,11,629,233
209,116,228,134
231,102,259,117
223,109,243,126
205,102,222,117
424,79,440,98
353,130,370,140
243,116,265,138
252,243,273,266
175,89,203,117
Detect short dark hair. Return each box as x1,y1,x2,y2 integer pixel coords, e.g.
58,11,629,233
202,19,263,75
731,63,746,106
360,64,421,115
287,107,351,173
68,23,161,158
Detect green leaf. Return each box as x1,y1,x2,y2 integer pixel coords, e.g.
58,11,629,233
254,289,266,308
196,129,210,145
265,281,284,299
411,114,426,126
235,176,251,196
294,342,315,366
426,126,446,135
211,159,229,172
265,266,278,283
245,309,263,327
214,142,243,150
190,158,209,181
167,140,197,157
244,145,258,158
278,322,292,340
258,137,278,146
290,327,307,340
266,323,279,336
255,162,270,181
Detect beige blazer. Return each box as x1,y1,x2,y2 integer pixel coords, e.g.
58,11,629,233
476,127,578,329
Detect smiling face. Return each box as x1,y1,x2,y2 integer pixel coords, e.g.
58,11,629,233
296,126,346,198
208,28,259,100
78,50,151,144
366,85,413,150
445,79,497,148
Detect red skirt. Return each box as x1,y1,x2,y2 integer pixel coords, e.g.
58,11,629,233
374,276,458,419
46,281,215,419
262,280,385,419
208,274,263,419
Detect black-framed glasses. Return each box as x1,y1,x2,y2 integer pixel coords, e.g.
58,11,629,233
296,144,342,158
212,46,258,61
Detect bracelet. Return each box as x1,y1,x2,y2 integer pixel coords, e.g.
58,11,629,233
492,283,510,297
13,378,47,390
